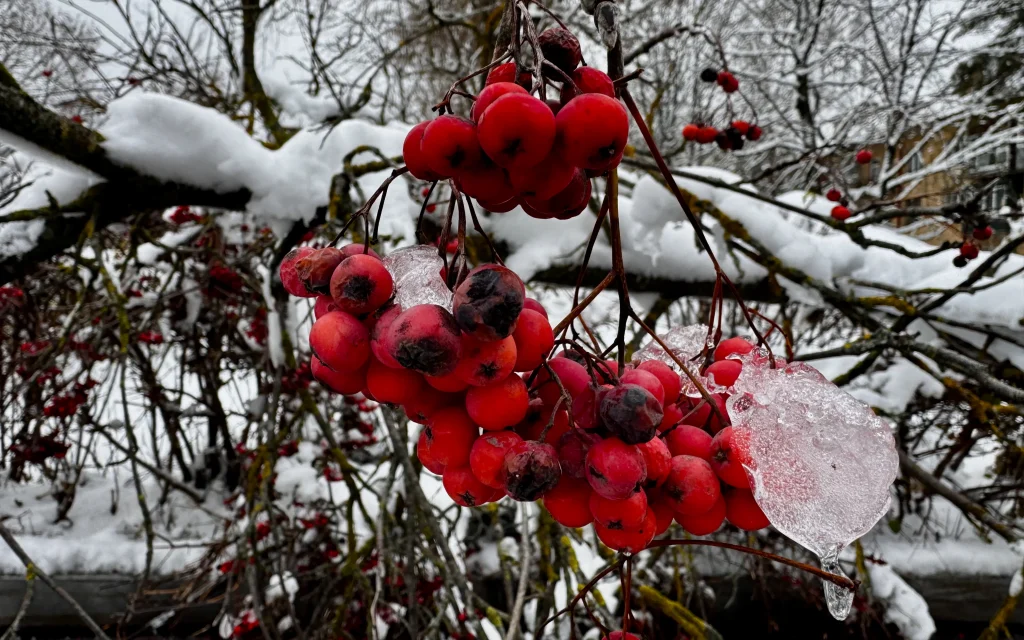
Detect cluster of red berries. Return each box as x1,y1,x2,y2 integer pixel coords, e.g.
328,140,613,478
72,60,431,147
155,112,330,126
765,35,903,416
137,330,164,344
700,67,739,93
403,27,628,219
0,285,24,309
169,205,203,225
952,222,993,267
682,119,762,151
825,188,853,221
9,432,70,464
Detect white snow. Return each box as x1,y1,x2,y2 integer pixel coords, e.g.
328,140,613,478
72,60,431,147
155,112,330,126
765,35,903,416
867,563,937,640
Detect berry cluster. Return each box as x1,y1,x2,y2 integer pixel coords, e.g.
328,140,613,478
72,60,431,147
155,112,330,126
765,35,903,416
953,222,992,267
825,188,852,221
403,28,628,220
682,68,762,150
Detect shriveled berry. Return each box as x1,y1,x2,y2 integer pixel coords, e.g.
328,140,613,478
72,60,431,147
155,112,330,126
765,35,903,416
329,253,393,314
538,27,582,75
705,359,742,387
280,247,316,297
403,121,443,181
586,437,646,500
556,94,629,172
478,94,556,170
590,490,647,529
366,357,424,404
296,247,345,296
444,466,500,507
713,337,754,362
466,374,529,430
453,265,525,341
677,494,726,535
512,309,554,372
424,406,478,468
636,437,671,487
709,426,753,488
470,430,523,489
311,355,366,395
503,440,561,501
662,455,721,516
599,384,663,444
386,304,462,376
556,429,602,479
422,115,482,177
637,360,682,404
725,489,769,530
544,476,594,527
309,311,370,372
472,82,529,122
665,424,713,460
560,67,614,102
456,336,517,386
595,506,657,553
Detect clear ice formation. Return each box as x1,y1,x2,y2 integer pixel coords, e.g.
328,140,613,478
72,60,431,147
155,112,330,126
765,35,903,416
632,324,711,396
728,351,898,619
382,245,453,310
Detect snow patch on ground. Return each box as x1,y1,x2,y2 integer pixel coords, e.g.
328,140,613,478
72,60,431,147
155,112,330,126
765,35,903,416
867,563,937,640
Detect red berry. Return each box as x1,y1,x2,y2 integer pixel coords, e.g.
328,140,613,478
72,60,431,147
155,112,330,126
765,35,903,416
658,402,683,432
599,384,663,444
370,304,403,368
603,631,641,640
960,242,979,259
457,159,516,203
422,115,483,177
523,169,591,220
560,67,615,102
477,196,519,213
70,115,83,124
538,27,582,75
296,247,345,296
485,62,531,87
503,440,561,501
523,298,547,317
466,374,529,430
404,391,459,425
314,295,338,319
662,455,721,516
709,426,753,489
705,359,742,387
586,437,646,500
696,126,718,144
453,265,525,341
556,430,602,479
664,425,712,460
590,490,648,529
340,244,381,260
512,309,554,372
677,494,726,535
280,247,316,297
855,149,873,164
571,384,605,430
456,336,517,386
532,357,591,405
826,188,842,202
309,311,370,372
311,355,366,395
424,406,478,468
403,122,443,181
831,205,851,220
680,393,730,432
543,476,594,527
508,149,576,200
682,124,700,141
329,254,393,314
620,369,665,405
42,69,53,77
973,225,993,241
444,466,500,507
594,506,657,553
637,360,681,404
470,430,523,488
746,125,763,141
472,82,529,122
366,357,424,404
425,368,469,393
478,94,556,170
516,398,571,444
731,120,750,135
418,429,447,475
385,304,463,376
716,71,739,92
556,94,629,172
713,337,754,362
724,488,769,530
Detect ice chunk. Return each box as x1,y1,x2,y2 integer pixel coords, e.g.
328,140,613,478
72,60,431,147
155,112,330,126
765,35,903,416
382,245,453,310
727,354,898,619
632,323,712,397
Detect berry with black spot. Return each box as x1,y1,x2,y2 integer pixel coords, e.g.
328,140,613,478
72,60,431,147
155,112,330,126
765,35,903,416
443,466,500,507
662,454,721,516
599,384,663,444
586,437,647,500
329,253,393,314
503,440,561,501
421,115,483,177
538,27,582,76
453,264,526,341
556,94,629,172
469,430,523,488
590,490,648,529
385,304,463,376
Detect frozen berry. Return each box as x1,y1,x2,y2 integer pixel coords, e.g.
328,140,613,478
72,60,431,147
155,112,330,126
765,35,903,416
637,360,681,404
470,430,523,489
713,337,753,362
855,149,873,164
556,429,602,479
311,355,366,394
453,264,525,341
280,247,316,297
329,253,393,314
543,476,594,527
826,189,842,202
556,94,629,172
677,494,726,535
366,357,424,404
636,437,671,487
664,425,712,460
296,247,345,296
424,406,478,468
472,82,529,122
599,384,663,444
466,374,529,430
456,336,517,386
422,115,483,177
444,466,499,507
478,94,556,170
386,304,463,376
512,309,554,372
560,66,614,102
705,359,741,387
403,121,443,181
538,27,582,75
503,440,561,501
709,427,753,489
662,455,720,516
724,489,769,530
309,311,370,372
586,437,646,500
620,369,665,405
595,506,657,553
590,490,647,529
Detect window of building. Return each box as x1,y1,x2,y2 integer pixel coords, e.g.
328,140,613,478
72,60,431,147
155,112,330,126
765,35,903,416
908,151,924,173
982,183,1008,212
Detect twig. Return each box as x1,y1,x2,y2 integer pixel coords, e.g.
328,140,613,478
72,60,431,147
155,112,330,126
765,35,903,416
504,502,532,640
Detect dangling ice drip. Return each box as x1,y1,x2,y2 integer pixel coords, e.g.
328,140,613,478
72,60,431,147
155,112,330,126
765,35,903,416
382,245,453,310
726,352,898,620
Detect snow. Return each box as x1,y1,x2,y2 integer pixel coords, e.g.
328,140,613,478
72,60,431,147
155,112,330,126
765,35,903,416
1010,569,1023,597
867,563,937,640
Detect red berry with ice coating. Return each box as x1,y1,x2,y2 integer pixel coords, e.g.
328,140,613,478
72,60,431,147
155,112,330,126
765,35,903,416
594,506,657,553
560,67,614,102
664,424,712,460
296,247,345,296
662,455,721,516
855,149,873,164
280,247,316,297
309,311,370,372
637,360,681,404
512,309,554,372
503,440,561,501
385,304,463,376
424,406,478,468
556,429,602,479
466,374,529,430
586,437,647,500
543,476,594,527
590,490,648,529
713,337,754,362
403,121,443,181
443,466,500,507
456,336,517,387
725,488,770,530
478,94,556,170
422,115,482,177
470,430,522,489
311,356,366,395
599,384,663,444
705,359,742,387
453,265,525,342
472,82,529,122
329,254,393,315
709,426,753,488
366,357,423,404
636,437,671,487
620,369,666,405
556,94,629,172
538,27,581,75
677,494,727,535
